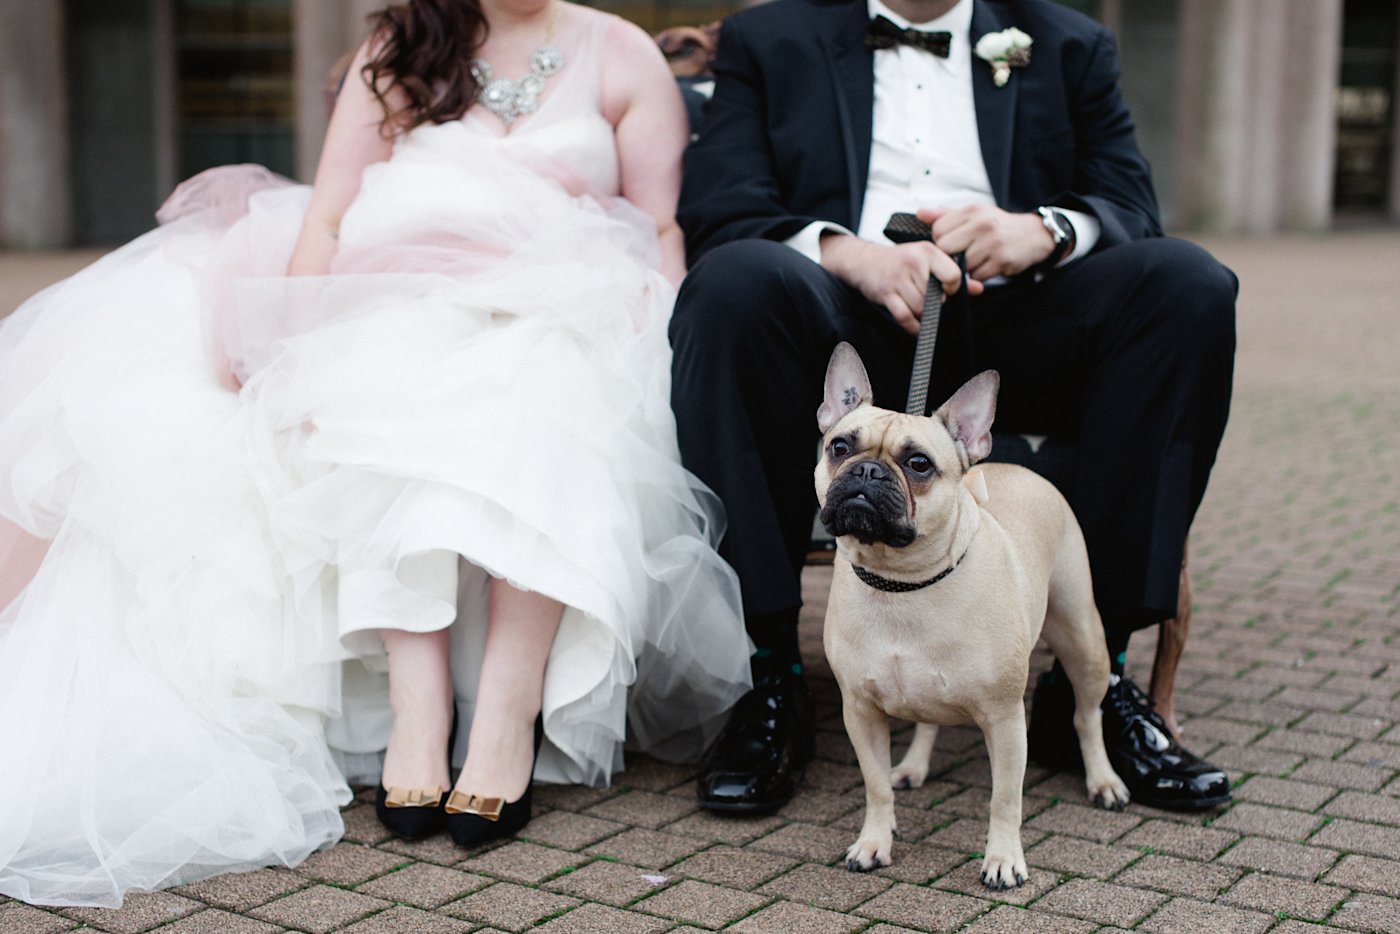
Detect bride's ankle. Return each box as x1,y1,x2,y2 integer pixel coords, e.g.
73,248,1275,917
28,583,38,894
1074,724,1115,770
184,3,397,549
381,702,455,790
453,714,542,802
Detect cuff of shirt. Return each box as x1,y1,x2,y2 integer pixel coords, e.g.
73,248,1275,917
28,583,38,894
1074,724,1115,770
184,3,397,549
784,221,857,265
1058,208,1101,264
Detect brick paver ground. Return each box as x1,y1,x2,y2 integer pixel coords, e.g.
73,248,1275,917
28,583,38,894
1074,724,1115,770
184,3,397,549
2,228,1397,931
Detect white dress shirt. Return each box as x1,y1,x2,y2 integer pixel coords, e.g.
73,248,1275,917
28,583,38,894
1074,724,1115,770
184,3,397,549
784,0,1099,274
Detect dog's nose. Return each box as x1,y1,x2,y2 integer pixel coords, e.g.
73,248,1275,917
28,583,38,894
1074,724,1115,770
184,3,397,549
853,460,889,482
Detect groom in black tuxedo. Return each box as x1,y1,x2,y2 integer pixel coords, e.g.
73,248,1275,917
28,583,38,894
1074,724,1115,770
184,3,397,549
670,0,1237,814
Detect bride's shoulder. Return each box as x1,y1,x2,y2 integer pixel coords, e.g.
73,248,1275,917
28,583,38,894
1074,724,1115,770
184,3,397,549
562,3,666,65
558,3,673,122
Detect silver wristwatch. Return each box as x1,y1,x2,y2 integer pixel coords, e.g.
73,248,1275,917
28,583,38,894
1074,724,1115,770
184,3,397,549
1037,206,1074,266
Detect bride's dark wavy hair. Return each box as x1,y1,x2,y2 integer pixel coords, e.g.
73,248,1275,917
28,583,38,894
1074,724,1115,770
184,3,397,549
362,0,487,134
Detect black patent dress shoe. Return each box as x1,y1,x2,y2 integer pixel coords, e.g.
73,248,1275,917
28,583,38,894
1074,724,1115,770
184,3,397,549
697,672,816,813
1028,671,1231,811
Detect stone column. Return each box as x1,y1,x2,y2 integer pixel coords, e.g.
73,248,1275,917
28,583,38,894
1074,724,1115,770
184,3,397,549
1173,0,1342,232
1116,0,1182,225
0,0,71,248
1275,0,1342,229
293,0,384,183
1391,43,1400,221
152,0,178,206
1097,0,1121,33
1172,0,1245,231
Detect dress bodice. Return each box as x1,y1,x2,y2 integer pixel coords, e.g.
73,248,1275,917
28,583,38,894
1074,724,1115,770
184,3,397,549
392,11,620,199
330,10,639,273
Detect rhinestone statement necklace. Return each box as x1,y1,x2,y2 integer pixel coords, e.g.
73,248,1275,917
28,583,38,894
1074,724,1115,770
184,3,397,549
471,7,563,127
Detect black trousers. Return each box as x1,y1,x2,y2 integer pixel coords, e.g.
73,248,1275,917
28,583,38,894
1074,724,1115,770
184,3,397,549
669,237,1237,644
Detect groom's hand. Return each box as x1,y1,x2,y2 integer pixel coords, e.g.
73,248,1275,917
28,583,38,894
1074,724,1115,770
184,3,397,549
819,233,983,336
922,205,1057,281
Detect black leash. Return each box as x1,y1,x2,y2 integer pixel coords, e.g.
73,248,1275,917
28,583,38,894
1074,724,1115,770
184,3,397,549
882,212,969,416
842,218,977,596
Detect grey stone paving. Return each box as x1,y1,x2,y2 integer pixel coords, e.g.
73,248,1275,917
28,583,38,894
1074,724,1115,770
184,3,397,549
2,228,1398,931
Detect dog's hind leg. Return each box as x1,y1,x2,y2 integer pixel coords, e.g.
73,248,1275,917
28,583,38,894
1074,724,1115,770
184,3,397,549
1041,545,1131,811
1055,630,1131,811
840,695,897,871
891,723,938,789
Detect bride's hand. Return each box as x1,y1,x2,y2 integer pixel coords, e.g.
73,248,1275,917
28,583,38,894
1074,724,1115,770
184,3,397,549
656,221,686,287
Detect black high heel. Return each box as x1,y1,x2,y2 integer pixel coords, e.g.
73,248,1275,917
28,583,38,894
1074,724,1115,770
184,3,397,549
375,705,458,840
445,714,544,848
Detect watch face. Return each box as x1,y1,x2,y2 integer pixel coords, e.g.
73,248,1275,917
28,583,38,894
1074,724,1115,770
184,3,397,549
1041,208,1068,243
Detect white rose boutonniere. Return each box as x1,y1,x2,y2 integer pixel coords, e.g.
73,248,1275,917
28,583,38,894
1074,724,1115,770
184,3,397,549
975,27,1033,87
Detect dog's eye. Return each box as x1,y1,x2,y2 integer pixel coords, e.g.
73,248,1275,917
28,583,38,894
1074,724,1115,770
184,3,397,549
830,439,852,458
906,454,934,475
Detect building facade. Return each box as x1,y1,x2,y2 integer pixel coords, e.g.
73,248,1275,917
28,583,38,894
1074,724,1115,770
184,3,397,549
0,0,1395,248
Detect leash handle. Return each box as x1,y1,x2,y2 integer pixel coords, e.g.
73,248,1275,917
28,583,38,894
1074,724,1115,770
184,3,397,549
883,212,948,417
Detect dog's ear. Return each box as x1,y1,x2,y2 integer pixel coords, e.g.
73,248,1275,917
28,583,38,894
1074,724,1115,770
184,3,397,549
936,370,999,467
817,342,873,433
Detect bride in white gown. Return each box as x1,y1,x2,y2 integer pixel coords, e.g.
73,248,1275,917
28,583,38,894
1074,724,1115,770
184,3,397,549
0,0,750,908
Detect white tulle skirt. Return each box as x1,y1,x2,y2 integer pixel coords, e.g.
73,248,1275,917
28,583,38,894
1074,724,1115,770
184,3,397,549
0,156,750,907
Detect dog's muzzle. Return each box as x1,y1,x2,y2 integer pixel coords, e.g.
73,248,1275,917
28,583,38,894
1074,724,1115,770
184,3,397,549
819,459,916,547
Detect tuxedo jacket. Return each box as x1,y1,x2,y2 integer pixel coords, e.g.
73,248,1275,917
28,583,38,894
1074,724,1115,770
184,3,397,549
678,0,1162,263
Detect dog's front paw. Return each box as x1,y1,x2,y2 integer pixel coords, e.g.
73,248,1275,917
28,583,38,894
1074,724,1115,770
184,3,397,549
1088,773,1131,812
979,849,1028,891
844,835,893,872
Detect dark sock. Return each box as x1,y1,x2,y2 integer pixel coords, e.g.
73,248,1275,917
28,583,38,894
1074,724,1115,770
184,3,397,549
1105,630,1130,676
748,607,803,679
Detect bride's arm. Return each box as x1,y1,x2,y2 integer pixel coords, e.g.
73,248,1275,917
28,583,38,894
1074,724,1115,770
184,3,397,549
287,41,406,276
602,18,690,287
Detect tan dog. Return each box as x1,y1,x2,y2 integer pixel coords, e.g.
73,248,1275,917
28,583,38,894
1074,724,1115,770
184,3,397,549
815,343,1130,889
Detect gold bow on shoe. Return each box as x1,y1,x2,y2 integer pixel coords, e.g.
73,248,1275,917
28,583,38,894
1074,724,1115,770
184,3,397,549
445,791,503,821
383,786,444,808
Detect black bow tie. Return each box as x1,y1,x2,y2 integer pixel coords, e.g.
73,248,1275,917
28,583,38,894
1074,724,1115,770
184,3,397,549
866,15,952,56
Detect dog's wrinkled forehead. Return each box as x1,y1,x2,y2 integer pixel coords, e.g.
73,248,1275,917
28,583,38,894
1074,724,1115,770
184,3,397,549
829,410,959,469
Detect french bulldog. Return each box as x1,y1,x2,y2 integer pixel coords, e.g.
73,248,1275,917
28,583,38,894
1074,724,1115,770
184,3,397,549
815,342,1130,889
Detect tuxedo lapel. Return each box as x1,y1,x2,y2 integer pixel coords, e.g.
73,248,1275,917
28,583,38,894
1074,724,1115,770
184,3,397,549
970,0,1016,206
822,0,876,229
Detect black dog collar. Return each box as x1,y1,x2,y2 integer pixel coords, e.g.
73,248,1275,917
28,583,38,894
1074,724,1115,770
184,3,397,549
851,549,968,593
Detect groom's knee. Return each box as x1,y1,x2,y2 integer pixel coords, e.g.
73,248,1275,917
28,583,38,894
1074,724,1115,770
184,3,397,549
671,240,835,357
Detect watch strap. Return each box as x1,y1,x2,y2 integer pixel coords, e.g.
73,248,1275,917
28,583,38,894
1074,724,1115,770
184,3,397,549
1038,207,1074,267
